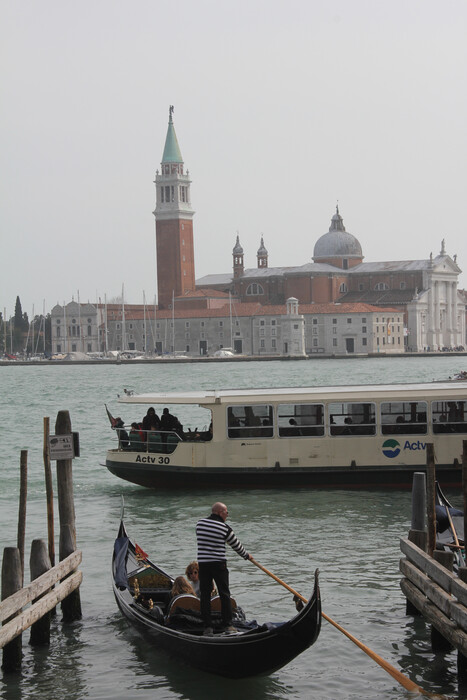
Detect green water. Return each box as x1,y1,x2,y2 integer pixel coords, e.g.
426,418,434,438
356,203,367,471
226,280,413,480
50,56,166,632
0,356,466,699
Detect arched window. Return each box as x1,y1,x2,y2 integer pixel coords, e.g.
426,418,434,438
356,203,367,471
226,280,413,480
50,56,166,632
374,282,389,291
339,283,348,293
246,283,264,296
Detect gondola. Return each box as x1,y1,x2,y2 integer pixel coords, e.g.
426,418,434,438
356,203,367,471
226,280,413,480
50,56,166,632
112,519,321,678
435,481,465,569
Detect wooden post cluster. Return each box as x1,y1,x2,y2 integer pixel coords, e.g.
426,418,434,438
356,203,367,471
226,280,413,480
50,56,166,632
402,442,467,682
1,410,82,672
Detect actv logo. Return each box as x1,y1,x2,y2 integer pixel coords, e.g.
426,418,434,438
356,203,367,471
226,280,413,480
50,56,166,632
382,439,427,458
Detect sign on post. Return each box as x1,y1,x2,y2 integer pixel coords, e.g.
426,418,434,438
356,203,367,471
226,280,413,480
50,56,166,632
49,435,74,460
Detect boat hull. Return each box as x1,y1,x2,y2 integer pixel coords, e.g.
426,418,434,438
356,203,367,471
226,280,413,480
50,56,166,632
106,455,462,489
114,586,320,677
112,522,321,678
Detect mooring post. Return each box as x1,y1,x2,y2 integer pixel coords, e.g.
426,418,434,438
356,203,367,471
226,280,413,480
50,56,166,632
426,443,436,557
29,539,52,646
1,547,23,671
17,450,28,587
406,472,427,615
55,410,82,622
43,417,55,568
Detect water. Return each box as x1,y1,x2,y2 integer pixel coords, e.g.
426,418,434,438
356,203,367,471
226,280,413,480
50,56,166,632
1,356,466,699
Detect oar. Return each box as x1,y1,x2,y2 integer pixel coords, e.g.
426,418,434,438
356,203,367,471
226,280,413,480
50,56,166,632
250,557,445,699
445,505,461,549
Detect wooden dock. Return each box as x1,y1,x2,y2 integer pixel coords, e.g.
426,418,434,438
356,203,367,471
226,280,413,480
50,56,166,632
400,440,467,680
1,410,82,672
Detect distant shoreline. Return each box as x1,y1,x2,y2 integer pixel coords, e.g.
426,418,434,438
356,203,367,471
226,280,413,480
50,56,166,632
1,351,466,366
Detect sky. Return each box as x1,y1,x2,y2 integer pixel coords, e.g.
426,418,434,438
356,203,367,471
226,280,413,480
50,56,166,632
2,0,467,319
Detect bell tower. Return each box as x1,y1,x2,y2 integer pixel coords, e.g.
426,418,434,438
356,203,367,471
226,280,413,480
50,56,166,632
154,106,195,309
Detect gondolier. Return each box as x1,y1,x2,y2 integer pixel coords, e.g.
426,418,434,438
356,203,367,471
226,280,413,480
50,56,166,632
196,502,252,635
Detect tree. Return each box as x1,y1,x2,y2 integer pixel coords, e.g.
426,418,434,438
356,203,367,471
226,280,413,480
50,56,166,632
14,296,23,329
12,297,28,351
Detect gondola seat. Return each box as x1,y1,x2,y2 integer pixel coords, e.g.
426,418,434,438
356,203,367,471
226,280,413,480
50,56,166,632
167,594,238,619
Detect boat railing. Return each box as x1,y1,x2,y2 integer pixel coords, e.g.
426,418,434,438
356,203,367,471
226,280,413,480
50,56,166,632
114,426,212,454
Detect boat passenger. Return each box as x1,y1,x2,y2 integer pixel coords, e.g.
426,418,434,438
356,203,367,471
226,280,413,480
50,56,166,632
142,407,160,438
185,560,216,597
130,422,145,440
185,561,200,596
115,418,129,449
161,407,185,442
171,576,196,598
196,501,252,636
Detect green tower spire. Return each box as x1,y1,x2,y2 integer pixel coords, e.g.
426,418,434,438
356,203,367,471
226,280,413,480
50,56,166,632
161,105,183,163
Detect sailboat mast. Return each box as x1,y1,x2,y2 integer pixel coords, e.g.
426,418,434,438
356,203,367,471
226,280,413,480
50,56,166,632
104,294,108,355
63,302,68,353
143,291,147,354
121,284,126,352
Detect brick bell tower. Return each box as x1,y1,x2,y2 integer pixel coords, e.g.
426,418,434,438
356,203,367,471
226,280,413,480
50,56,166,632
153,106,195,309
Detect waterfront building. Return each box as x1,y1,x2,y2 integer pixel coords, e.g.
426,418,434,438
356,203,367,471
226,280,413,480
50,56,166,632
50,301,101,355
98,300,402,357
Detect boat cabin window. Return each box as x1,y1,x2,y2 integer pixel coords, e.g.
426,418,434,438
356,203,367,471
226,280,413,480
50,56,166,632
329,402,376,436
432,400,467,434
381,401,427,435
227,405,273,438
278,403,324,437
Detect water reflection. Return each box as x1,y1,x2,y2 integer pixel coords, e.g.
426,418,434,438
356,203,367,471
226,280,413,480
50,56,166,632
114,615,290,700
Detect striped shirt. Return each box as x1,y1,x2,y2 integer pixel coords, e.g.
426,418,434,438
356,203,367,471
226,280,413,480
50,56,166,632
196,514,249,563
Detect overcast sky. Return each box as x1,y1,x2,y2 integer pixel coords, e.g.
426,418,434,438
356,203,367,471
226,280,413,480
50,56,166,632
2,0,466,318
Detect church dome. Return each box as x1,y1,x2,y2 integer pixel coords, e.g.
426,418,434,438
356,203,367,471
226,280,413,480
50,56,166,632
313,207,363,260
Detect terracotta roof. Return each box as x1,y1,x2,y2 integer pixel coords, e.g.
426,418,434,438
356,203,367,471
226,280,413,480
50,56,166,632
104,301,400,322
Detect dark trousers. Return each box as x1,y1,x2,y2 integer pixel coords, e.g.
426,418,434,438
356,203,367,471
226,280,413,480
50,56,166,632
199,561,231,627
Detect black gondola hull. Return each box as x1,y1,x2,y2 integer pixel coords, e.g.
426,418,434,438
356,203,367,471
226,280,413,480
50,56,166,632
112,523,321,678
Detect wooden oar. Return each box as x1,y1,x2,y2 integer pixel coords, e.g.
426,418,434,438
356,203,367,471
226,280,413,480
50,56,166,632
250,557,445,698
445,505,461,549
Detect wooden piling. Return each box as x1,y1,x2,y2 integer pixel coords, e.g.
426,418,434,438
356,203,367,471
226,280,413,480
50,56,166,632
55,410,82,622
426,443,436,557
1,548,23,671
407,473,428,615
43,417,55,568
29,540,51,646
17,451,28,587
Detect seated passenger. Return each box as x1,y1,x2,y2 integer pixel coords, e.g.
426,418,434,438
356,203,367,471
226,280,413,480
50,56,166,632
185,561,200,597
171,576,196,598
185,561,216,597
115,418,129,448
130,422,144,440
